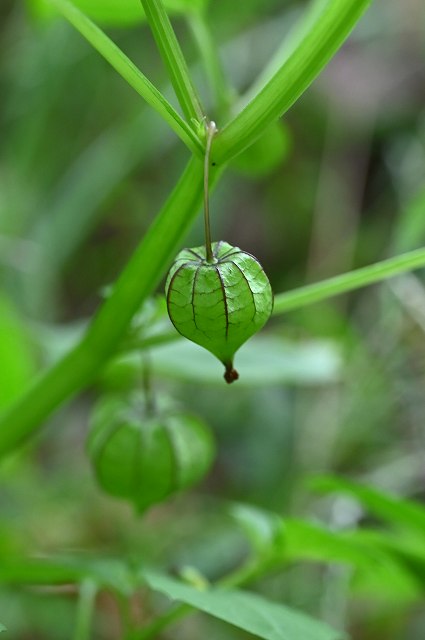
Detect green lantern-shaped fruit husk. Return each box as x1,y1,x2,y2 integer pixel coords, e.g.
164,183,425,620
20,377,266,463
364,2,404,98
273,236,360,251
165,241,273,383
87,394,215,512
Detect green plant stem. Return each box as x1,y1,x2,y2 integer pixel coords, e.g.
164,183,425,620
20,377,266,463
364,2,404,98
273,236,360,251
203,121,217,262
122,246,425,352
47,0,203,156
239,0,329,109
273,247,425,315
213,0,372,164
72,580,97,640
0,157,209,457
140,0,204,122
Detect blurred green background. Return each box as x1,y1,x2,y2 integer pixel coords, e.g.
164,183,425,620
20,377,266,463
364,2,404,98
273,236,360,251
1,0,425,638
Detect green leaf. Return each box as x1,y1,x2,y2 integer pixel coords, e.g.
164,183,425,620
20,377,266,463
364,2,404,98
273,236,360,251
289,522,420,603
0,624,5,633
365,533,425,593
285,519,373,569
230,506,420,602
320,529,423,603
142,570,344,640
230,506,397,573
312,476,425,539
0,293,36,410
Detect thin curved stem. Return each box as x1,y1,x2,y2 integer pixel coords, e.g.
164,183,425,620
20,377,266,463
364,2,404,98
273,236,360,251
273,247,425,315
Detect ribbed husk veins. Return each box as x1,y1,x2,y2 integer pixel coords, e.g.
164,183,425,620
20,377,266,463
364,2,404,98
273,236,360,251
165,241,273,382
87,394,214,512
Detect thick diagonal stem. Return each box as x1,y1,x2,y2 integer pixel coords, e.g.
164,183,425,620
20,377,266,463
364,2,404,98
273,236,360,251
0,158,205,457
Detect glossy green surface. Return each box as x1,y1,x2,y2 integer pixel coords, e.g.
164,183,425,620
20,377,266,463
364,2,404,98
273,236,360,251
165,241,273,379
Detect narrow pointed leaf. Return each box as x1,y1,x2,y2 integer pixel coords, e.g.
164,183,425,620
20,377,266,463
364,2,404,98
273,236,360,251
313,476,425,538
142,570,344,640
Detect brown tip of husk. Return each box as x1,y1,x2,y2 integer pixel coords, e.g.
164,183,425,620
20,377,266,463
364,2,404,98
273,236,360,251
224,363,239,384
